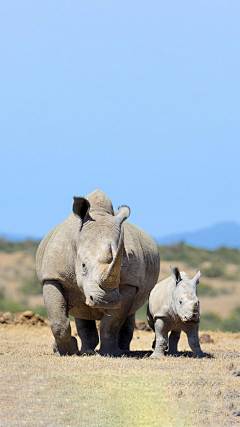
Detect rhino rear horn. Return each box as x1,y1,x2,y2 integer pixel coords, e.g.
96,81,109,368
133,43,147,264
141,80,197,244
73,197,90,221
170,266,181,284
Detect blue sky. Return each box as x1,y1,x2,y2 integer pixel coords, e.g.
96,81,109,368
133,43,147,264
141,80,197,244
1,1,240,239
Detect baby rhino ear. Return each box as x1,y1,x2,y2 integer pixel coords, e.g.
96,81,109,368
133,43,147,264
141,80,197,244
170,266,181,284
193,270,201,285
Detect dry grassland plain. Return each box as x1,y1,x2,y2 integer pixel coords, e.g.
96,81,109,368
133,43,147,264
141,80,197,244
1,322,240,427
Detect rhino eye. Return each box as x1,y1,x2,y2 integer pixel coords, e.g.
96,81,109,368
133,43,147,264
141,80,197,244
179,300,182,305
82,263,88,275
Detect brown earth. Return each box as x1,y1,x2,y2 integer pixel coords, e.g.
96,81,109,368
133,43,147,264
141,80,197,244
1,313,240,427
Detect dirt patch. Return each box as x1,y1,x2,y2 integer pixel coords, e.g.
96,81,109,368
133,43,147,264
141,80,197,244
0,310,48,326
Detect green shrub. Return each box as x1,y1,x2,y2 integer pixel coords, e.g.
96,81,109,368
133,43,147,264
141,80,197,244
201,263,225,278
199,313,221,330
197,283,231,297
200,307,240,332
0,238,39,254
158,244,240,267
20,271,42,295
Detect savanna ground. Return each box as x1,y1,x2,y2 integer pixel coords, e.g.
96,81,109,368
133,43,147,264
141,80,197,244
1,320,240,427
1,241,240,426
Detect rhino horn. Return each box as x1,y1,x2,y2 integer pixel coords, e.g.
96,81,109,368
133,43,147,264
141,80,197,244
100,232,124,290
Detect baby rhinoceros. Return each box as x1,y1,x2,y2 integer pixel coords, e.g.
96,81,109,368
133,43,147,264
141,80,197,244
147,266,205,358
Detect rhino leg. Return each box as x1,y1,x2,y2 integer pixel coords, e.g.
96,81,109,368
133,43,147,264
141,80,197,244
118,313,135,351
168,330,181,355
43,281,78,356
183,323,205,358
150,318,168,358
75,318,99,354
99,285,137,356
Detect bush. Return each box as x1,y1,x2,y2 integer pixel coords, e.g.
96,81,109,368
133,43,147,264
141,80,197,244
0,238,39,255
200,307,240,332
20,272,42,295
0,287,47,316
158,244,240,267
197,283,231,297
201,263,225,278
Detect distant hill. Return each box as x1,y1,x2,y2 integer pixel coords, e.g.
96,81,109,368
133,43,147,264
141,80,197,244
157,222,240,250
0,233,41,242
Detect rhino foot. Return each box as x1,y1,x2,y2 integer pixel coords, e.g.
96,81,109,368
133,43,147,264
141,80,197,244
98,346,125,357
168,351,181,357
150,351,165,358
192,351,206,358
80,348,96,356
53,336,79,356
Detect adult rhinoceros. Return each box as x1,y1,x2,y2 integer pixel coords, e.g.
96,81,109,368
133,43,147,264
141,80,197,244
36,190,160,356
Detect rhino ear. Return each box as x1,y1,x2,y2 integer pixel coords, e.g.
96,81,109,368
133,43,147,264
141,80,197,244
170,266,181,284
73,197,90,221
115,205,130,226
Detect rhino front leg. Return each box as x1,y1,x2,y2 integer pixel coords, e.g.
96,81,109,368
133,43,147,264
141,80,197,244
75,318,99,354
99,285,137,356
118,313,135,351
43,281,78,356
168,330,181,356
183,323,205,358
150,318,168,358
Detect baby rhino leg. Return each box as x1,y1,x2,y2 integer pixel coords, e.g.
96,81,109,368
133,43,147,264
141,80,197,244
150,318,168,358
168,330,181,355
183,324,205,358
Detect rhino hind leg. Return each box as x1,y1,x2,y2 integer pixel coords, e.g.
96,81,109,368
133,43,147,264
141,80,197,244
75,318,99,354
168,330,181,356
118,313,135,351
43,281,79,356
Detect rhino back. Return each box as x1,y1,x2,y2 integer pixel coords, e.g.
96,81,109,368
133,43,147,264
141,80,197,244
36,214,78,288
121,221,160,313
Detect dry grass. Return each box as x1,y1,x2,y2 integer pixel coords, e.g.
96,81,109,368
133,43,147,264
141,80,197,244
1,323,240,427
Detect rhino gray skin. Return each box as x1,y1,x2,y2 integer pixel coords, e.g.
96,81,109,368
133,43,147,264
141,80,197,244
36,190,160,356
147,266,205,358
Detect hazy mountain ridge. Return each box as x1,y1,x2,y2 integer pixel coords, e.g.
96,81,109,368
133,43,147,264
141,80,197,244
157,221,240,249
